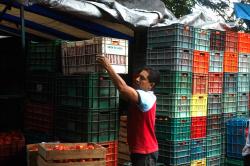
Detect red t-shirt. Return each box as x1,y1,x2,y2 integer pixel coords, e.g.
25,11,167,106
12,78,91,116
127,90,158,154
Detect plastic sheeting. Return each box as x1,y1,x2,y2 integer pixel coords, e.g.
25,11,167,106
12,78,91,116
29,0,173,28
26,0,235,30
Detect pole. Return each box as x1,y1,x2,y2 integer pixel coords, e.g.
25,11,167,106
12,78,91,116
20,5,25,52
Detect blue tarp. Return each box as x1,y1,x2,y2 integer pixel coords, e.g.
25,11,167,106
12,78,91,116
234,3,250,27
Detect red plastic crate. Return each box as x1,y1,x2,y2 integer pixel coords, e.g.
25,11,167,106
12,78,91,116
225,31,238,53
210,30,225,51
191,116,207,139
208,72,223,94
24,102,54,134
192,73,208,94
98,140,118,166
223,52,238,73
238,32,250,53
193,50,209,74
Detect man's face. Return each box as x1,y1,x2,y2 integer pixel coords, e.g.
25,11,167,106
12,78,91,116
133,70,153,91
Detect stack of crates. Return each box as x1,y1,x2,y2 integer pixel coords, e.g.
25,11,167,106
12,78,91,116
55,36,128,166
207,30,224,165
223,31,250,165
25,40,62,143
147,23,194,166
191,28,210,165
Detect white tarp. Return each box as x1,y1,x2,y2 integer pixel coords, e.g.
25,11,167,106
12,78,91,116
29,0,235,30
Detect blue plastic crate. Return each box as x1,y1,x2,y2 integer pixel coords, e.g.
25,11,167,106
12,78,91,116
226,118,248,159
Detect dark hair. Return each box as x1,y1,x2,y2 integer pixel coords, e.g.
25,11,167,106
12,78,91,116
137,67,160,89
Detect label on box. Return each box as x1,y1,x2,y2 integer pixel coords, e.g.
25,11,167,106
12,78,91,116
105,44,126,55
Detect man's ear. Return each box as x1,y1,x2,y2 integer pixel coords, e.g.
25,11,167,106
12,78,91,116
150,82,155,89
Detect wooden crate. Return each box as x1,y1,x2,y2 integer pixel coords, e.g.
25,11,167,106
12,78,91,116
118,116,130,165
27,144,38,166
37,143,106,166
37,155,105,166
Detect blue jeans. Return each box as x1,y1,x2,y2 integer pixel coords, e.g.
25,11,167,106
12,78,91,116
130,151,158,166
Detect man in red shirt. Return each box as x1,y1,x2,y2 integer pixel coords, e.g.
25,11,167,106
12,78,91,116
97,56,160,166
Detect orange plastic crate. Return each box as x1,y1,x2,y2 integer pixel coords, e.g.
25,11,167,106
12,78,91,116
208,72,223,94
98,141,118,166
238,32,250,53
193,50,209,74
223,52,238,73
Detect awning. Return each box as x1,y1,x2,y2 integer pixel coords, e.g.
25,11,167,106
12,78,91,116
0,0,134,41
234,2,250,27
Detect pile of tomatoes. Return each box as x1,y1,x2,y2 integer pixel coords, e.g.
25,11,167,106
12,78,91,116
0,131,24,145
45,143,95,151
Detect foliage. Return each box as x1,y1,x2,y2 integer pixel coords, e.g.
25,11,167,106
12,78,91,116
162,0,250,31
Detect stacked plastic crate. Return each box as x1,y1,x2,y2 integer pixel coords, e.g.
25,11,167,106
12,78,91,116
206,30,225,166
219,31,239,165
237,32,250,118
55,37,128,166
147,23,194,166
25,40,62,143
190,28,210,165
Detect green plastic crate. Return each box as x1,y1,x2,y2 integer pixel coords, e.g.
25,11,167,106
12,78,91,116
155,71,192,94
26,40,62,73
54,106,119,142
225,158,244,166
56,73,119,109
156,94,191,117
156,117,191,141
147,23,194,49
158,140,191,166
194,28,210,51
206,135,222,157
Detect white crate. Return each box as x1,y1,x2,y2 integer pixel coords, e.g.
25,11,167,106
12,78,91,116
62,37,128,75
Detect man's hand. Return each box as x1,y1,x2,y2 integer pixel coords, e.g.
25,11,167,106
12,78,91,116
96,55,110,70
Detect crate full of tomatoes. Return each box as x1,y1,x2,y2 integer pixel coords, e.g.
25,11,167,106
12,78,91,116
37,143,106,166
